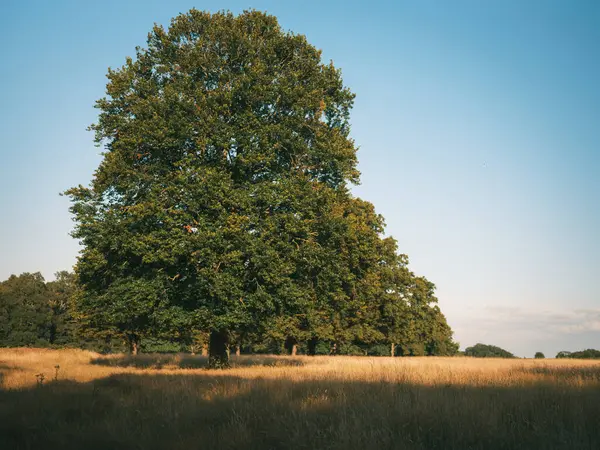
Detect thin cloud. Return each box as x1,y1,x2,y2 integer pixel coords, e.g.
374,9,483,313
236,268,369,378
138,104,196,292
480,307,600,334
450,306,600,356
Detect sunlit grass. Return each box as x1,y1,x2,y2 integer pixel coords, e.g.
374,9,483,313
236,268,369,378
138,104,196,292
1,348,599,449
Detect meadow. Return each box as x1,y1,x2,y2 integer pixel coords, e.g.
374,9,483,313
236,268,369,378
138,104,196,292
1,348,599,449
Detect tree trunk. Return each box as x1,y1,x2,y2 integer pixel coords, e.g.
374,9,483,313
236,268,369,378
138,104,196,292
49,322,57,345
208,330,229,369
307,337,318,356
391,342,395,357
127,334,139,355
285,337,298,356
235,344,241,356
201,343,208,356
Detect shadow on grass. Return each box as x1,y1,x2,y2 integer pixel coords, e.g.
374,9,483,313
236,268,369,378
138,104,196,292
90,353,306,369
0,364,7,387
517,365,600,381
1,365,600,450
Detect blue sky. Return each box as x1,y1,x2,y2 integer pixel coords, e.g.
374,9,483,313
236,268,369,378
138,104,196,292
1,0,598,357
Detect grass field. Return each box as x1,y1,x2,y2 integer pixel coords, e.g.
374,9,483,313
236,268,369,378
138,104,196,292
1,348,599,449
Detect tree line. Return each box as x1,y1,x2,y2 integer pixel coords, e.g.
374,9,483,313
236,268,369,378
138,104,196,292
0,270,457,357
3,271,593,361
462,344,600,359
556,349,600,359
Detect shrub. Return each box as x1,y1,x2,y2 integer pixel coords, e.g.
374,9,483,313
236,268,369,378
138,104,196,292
464,343,514,358
339,343,365,356
368,344,391,356
314,341,331,355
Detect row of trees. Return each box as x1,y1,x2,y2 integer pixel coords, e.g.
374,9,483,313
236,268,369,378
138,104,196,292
463,345,600,359
0,270,456,357
556,349,600,359
4,269,590,362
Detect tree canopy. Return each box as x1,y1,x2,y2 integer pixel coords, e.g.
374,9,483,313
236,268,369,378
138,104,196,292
556,349,600,359
65,9,457,366
0,272,76,348
464,343,515,358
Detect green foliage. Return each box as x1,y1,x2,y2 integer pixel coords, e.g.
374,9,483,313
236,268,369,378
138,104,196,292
64,9,363,365
368,344,391,357
0,272,81,348
314,341,331,355
338,343,365,356
534,352,545,359
556,349,600,359
464,343,515,358
0,268,458,357
59,9,458,363
140,337,185,353
46,271,78,346
0,273,52,347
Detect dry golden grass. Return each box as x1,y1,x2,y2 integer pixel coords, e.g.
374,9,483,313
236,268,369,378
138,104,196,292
1,348,599,449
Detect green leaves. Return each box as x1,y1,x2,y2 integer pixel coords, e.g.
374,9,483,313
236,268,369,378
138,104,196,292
465,344,515,358
66,9,456,359
0,272,80,348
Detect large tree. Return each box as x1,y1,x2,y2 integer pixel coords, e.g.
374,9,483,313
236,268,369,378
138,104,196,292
66,10,360,367
66,9,456,366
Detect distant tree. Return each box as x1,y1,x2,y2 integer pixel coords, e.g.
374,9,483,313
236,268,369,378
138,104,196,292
464,343,515,358
0,271,127,351
556,349,600,359
534,352,545,359
46,271,78,346
576,349,600,359
0,273,52,347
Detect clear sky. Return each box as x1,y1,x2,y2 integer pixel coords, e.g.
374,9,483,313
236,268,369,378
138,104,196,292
1,0,598,357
